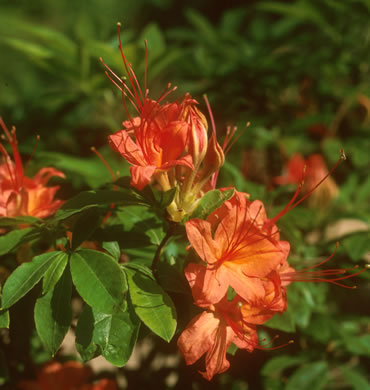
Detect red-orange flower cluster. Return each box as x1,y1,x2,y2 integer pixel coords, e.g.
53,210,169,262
103,25,224,221
17,361,118,390
178,191,292,379
0,118,65,219
178,187,364,380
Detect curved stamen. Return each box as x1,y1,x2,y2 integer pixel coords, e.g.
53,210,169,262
116,23,143,110
91,147,116,182
268,151,345,227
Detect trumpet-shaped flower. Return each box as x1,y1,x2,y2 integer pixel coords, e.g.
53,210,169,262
0,118,65,218
178,279,289,381
109,96,196,191
177,295,259,381
103,25,225,221
184,191,290,305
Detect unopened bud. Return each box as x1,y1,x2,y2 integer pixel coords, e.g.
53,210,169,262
199,135,225,181
184,104,208,168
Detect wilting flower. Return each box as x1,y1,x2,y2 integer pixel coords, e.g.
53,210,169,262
184,191,290,305
103,25,224,221
17,360,118,390
0,118,65,219
274,153,338,208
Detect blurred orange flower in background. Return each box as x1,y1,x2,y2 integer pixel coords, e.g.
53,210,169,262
17,361,118,390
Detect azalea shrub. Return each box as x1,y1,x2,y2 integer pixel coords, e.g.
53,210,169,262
1,1,370,389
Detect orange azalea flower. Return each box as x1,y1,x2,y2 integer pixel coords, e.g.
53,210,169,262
178,295,259,381
0,118,65,218
178,282,290,381
108,96,197,191
17,361,118,390
103,25,225,221
184,191,290,305
103,26,197,191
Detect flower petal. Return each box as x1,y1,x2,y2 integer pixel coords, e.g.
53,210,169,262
186,219,219,264
177,311,219,366
130,165,157,190
108,130,146,166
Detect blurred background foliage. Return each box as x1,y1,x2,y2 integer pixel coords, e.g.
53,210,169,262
0,0,369,389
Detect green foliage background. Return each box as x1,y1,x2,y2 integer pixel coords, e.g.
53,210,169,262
0,0,369,389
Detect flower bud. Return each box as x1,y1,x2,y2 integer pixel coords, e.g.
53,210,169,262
182,100,208,169
198,134,225,184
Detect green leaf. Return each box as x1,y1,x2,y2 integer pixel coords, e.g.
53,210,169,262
340,366,370,390
92,304,140,366
343,335,370,356
150,187,177,209
0,216,40,228
226,286,237,302
190,188,235,220
1,251,63,309
264,310,296,332
0,228,39,255
0,349,9,385
55,190,137,221
342,233,370,261
0,37,53,59
42,252,69,294
71,207,101,250
185,9,217,44
227,343,238,356
0,311,9,329
155,260,189,294
285,361,329,390
75,305,99,362
34,266,72,356
102,242,121,261
76,303,140,366
125,264,177,342
140,23,166,57
70,250,127,314
262,355,308,377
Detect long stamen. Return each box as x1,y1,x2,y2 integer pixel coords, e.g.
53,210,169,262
103,70,139,115
100,57,139,106
117,23,143,110
0,118,24,190
283,266,368,289
281,243,369,288
144,39,148,97
0,143,17,189
203,94,217,139
255,336,294,351
268,151,345,227
157,83,178,103
24,135,40,172
91,147,116,181
224,122,250,156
